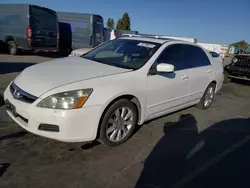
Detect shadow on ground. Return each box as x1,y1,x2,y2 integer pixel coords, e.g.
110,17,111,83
0,163,11,178
136,114,250,188
0,95,4,107
0,62,36,74
0,131,28,141
231,78,250,85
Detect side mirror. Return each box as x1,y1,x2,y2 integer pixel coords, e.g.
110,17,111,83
156,63,174,73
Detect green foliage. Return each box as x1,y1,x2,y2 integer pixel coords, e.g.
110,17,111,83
121,12,131,30
106,18,114,30
115,12,131,31
116,19,123,30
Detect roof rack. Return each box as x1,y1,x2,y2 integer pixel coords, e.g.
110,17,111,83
121,34,197,43
121,34,175,40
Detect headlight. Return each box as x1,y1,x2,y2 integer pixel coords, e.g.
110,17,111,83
37,89,93,109
232,58,238,63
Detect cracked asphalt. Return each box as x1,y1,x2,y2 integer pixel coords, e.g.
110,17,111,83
1,54,250,188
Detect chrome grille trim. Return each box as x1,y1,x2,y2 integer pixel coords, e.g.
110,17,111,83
234,57,250,68
10,83,38,103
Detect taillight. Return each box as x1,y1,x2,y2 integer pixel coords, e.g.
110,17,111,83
27,26,32,40
57,30,60,41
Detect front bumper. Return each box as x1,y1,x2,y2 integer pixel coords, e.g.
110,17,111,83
4,85,102,142
225,65,250,78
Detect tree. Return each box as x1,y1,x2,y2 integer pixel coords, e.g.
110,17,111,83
110,19,114,29
116,19,123,30
121,12,131,30
106,18,114,30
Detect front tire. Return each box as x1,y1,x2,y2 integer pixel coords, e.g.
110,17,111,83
196,83,216,110
98,99,138,147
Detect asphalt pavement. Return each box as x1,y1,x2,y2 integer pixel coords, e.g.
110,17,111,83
1,54,250,188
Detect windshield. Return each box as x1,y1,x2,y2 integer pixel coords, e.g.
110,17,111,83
228,45,240,55
82,39,161,70
244,45,250,54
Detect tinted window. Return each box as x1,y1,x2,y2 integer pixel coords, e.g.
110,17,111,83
184,45,211,67
156,44,188,71
0,15,23,26
30,6,57,31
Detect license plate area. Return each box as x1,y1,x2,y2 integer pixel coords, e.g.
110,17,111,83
5,100,18,117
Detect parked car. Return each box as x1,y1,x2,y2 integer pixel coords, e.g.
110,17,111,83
4,35,224,147
222,40,248,67
224,44,250,82
209,51,223,64
0,4,59,55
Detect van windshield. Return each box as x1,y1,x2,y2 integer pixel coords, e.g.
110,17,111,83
30,6,57,31
82,39,161,70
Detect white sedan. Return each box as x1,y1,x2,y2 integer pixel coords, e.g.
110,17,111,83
209,51,223,64
4,36,224,147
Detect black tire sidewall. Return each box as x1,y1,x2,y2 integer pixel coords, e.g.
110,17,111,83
98,99,138,147
7,41,17,55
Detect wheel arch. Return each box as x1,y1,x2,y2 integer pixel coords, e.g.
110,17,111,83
96,94,142,139
4,36,16,43
211,80,217,85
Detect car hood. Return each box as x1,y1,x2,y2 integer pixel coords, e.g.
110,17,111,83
14,56,131,97
69,48,93,56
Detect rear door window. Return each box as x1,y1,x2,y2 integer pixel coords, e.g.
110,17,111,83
30,6,57,31
183,45,211,68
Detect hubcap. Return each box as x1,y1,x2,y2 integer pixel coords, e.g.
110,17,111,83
204,86,214,107
106,107,133,142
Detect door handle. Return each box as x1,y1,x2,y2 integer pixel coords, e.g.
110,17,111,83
207,69,212,73
181,75,189,80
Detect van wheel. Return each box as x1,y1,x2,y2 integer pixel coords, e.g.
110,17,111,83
7,41,18,55
196,83,216,110
98,99,138,147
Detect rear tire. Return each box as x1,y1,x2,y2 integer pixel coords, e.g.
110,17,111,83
98,99,138,147
196,83,216,110
7,40,18,55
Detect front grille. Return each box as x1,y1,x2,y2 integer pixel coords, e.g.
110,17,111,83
10,83,38,103
234,58,250,68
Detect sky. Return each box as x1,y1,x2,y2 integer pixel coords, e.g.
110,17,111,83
1,0,250,44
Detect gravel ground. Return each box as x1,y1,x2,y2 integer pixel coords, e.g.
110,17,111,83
1,54,250,188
